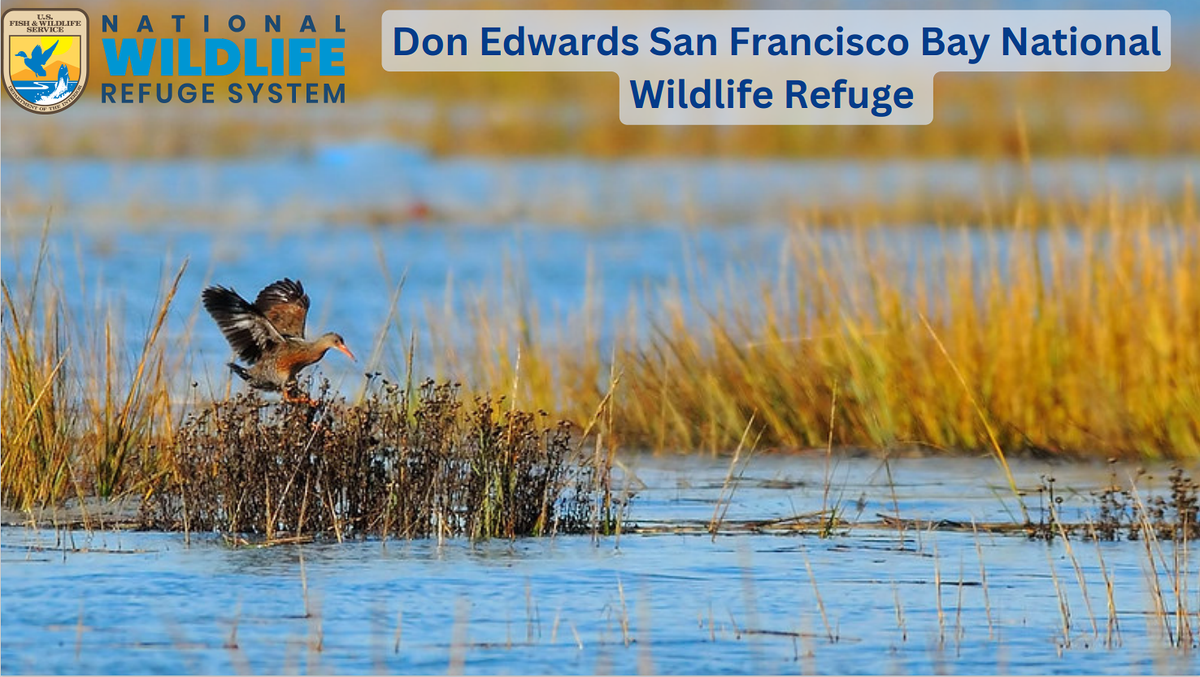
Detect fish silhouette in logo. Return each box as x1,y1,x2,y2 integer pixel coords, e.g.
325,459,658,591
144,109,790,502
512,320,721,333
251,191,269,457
15,40,58,78
36,64,70,103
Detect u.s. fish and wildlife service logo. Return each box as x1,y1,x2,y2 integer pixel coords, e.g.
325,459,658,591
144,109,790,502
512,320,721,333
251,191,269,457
3,8,88,114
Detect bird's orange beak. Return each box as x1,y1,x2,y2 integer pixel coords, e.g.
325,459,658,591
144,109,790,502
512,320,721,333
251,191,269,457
336,344,356,361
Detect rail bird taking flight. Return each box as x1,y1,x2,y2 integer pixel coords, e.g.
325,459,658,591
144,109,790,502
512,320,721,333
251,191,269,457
202,278,354,403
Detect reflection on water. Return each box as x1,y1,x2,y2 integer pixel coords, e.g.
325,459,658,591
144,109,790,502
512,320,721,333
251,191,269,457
2,456,1196,674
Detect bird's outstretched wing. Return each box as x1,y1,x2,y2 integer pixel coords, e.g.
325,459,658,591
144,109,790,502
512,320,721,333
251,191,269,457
42,41,58,60
202,286,285,364
31,44,43,60
254,278,310,338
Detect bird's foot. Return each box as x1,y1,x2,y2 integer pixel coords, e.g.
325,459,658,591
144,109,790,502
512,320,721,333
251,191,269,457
283,392,326,430
282,391,318,407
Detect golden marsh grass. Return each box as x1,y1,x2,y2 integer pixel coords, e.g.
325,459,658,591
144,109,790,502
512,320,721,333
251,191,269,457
432,193,1200,459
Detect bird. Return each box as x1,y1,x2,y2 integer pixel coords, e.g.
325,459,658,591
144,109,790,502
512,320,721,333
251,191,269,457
201,278,355,403
16,41,58,78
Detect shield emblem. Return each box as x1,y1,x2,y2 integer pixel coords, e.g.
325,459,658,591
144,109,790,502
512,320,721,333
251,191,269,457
3,8,88,114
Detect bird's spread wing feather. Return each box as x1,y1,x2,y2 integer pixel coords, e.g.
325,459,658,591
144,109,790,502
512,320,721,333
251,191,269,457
202,286,284,364
31,44,42,59
43,41,57,60
254,278,310,338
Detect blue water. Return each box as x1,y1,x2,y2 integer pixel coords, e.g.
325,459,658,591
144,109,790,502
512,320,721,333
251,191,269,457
11,80,78,104
2,456,1197,674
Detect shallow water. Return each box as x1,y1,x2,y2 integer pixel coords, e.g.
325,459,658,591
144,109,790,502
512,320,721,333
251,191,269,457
2,456,1197,674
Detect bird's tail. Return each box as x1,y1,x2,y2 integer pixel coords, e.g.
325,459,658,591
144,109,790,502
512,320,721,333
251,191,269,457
228,363,252,382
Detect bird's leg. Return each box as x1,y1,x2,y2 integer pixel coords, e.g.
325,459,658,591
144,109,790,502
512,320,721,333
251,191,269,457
282,387,317,407
282,385,327,431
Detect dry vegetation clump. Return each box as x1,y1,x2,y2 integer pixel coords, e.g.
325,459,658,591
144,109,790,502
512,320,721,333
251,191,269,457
140,378,617,540
1092,466,1200,542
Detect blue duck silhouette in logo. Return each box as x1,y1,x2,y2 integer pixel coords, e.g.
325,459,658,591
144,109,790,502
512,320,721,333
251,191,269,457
15,40,58,78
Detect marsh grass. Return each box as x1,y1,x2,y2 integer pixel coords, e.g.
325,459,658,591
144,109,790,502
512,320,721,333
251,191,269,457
1,227,187,510
91,262,186,498
1,236,74,509
437,195,1200,461
140,378,611,539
